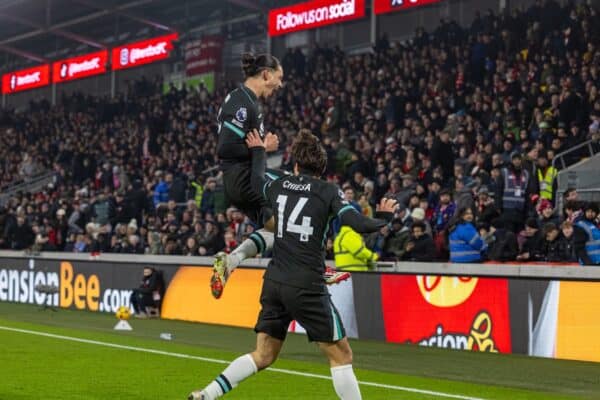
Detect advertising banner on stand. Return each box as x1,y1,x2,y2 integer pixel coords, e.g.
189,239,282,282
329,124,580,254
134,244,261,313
112,33,179,70
556,281,600,362
161,266,264,328
2,65,50,94
268,0,366,37
184,36,223,77
381,275,512,353
374,0,442,15
52,50,108,83
0,258,174,313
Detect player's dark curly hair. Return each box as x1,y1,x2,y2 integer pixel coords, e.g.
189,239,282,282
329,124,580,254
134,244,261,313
241,53,281,78
291,129,327,176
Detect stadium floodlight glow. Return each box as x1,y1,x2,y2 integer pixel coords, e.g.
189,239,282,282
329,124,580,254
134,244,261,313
1,64,50,94
268,0,366,37
52,50,109,83
374,0,441,15
111,33,179,70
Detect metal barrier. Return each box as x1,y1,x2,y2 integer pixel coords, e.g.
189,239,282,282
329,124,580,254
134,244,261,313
552,137,599,170
0,250,598,281
0,171,55,206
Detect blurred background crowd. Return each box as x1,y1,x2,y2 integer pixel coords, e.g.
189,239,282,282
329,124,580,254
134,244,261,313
1,0,599,264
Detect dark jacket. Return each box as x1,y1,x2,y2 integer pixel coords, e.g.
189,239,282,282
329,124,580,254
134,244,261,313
476,201,500,225
403,234,436,262
431,138,455,181
559,232,580,263
520,231,543,258
535,237,569,262
487,229,519,262
8,222,35,250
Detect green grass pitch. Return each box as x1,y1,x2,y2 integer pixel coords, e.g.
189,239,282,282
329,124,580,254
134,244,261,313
0,302,599,399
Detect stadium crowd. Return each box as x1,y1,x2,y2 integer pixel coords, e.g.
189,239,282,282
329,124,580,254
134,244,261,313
1,0,600,265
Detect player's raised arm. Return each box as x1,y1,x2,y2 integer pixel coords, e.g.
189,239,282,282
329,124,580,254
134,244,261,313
337,197,397,234
245,130,269,197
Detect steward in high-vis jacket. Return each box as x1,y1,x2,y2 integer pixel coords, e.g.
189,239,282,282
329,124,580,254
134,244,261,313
575,203,600,265
447,207,486,263
536,150,557,202
334,225,378,271
496,152,534,232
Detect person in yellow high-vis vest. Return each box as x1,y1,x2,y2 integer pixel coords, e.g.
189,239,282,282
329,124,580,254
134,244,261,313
536,151,557,202
190,178,204,209
334,225,378,271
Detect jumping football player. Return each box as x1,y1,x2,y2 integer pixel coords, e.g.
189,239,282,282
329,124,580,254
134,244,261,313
211,52,283,298
212,53,347,298
188,130,397,400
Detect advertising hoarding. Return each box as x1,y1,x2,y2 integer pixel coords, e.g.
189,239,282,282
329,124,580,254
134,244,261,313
112,33,179,70
2,65,50,94
268,0,366,37
52,50,108,83
184,36,223,77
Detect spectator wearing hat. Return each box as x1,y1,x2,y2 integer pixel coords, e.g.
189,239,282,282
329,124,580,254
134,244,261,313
402,221,436,262
410,207,432,237
496,151,534,232
447,207,486,263
535,150,558,203
517,218,543,262
575,203,600,265
537,199,559,227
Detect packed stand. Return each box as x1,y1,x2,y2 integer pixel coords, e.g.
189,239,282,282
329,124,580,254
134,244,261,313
1,1,600,266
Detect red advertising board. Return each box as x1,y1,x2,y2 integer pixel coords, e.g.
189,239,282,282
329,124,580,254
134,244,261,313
2,65,50,94
112,33,178,70
52,50,108,83
268,0,366,37
374,0,441,15
381,275,511,353
184,36,223,77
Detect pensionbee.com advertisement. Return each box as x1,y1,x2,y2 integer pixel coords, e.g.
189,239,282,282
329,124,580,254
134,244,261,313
0,258,170,313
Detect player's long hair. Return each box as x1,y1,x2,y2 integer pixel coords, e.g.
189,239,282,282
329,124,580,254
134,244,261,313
241,53,281,78
291,129,327,177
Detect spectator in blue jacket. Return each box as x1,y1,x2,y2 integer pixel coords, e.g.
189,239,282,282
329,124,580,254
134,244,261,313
448,207,486,263
153,171,170,208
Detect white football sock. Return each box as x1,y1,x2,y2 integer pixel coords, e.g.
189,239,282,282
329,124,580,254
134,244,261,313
331,364,362,400
227,229,274,272
202,354,258,399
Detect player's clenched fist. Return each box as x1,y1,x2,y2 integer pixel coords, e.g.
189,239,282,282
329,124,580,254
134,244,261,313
377,198,398,213
264,132,279,152
245,130,265,149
